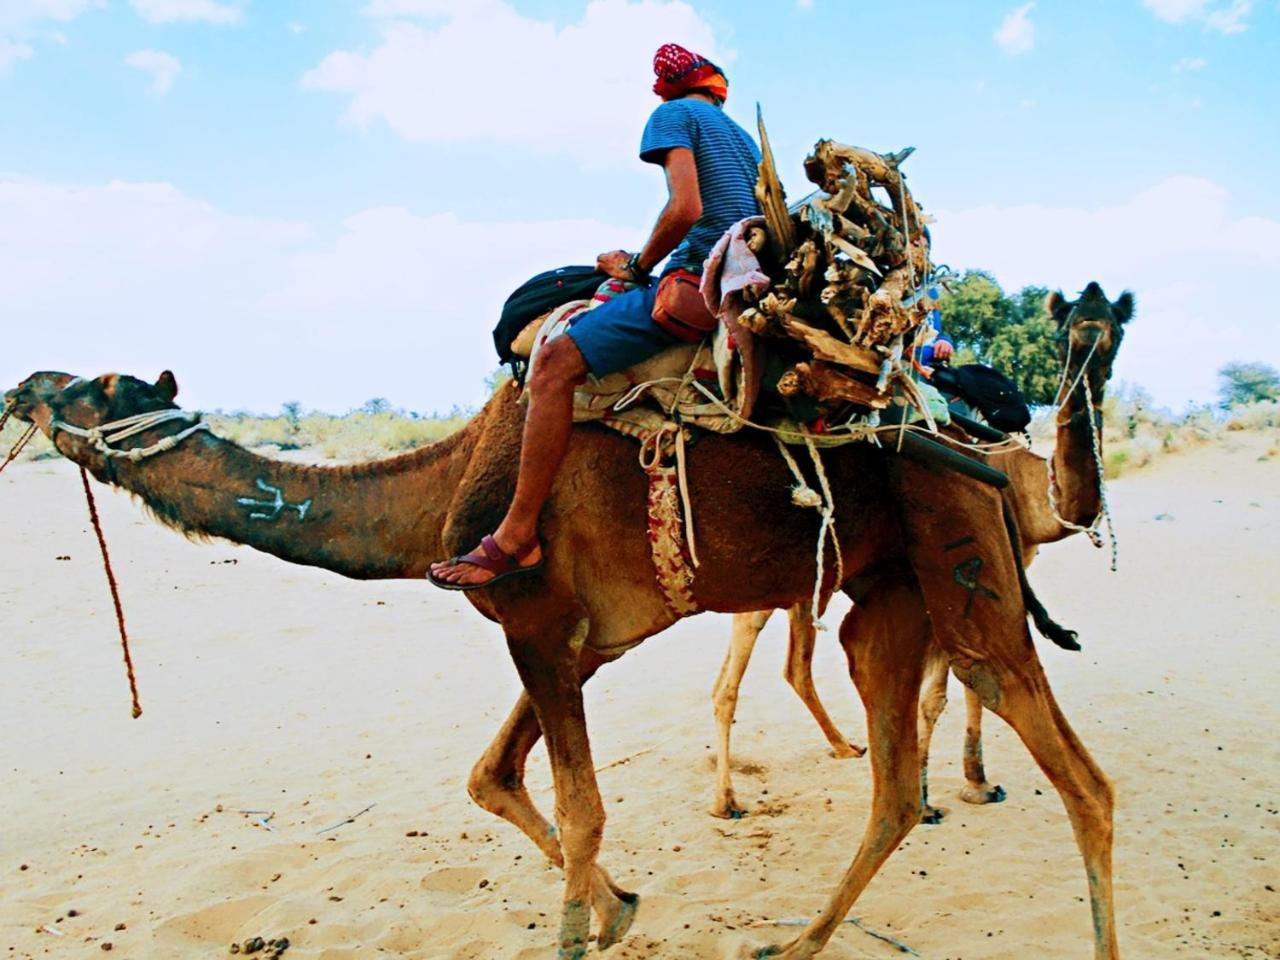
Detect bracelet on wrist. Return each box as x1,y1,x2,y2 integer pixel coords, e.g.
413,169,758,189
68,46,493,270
626,252,651,284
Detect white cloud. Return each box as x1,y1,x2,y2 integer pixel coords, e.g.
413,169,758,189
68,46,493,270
0,0,101,72
933,177,1280,409
1172,56,1208,72
797,0,815,8
128,0,242,25
0,0,103,28
303,0,727,166
1142,0,1252,33
362,0,503,14
0,38,34,73
994,2,1036,55
287,21,306,33
0,177,641,413
125,49,181,96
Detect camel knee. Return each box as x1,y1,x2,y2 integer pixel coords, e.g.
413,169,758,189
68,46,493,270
712,683,738,726
783,655,815,697
556,802,606,863
467,755,519,814
919,687,947,727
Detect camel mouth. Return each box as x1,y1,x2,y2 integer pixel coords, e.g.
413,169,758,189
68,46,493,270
1069,320,1110,349
4,372,81,425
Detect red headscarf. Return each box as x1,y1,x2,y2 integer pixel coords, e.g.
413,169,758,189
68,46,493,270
652,43,728,102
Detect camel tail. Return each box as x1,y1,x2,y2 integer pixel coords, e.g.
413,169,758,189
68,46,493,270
1001,494,1081,652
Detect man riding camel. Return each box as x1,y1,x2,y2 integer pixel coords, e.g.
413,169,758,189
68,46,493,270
429,43,762,590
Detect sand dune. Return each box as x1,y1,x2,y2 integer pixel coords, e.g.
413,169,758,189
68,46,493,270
2,433,1276,958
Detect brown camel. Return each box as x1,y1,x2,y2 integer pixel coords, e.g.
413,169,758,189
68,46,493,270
4,342,1120,958
710,282,1132,823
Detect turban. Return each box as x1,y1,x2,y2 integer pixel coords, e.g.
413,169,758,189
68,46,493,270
652,43,728,102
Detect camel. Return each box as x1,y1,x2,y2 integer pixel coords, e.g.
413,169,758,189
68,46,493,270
4,289,1123,958
710,281,1133,822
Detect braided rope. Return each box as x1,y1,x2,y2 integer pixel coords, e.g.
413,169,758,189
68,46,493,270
774,434,842,629
1044,337,1115,560
53,409,210,461
0,423,38,474
79,467,143,719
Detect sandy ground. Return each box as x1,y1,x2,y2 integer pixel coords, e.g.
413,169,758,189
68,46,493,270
1,432,1277,959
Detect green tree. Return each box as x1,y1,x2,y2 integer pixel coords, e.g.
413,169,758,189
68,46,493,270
1217,362,1280,407
936,272,1060,405
936,270,1006,363
362,397,391,415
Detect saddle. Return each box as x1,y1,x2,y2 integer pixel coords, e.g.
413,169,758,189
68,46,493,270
509,274,763,438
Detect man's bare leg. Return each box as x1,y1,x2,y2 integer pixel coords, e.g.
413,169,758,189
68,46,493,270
429,337,587,587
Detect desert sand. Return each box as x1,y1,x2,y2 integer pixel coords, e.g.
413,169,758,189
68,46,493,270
1,432,1277,959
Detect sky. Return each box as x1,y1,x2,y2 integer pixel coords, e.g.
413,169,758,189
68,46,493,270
1,0,1277,415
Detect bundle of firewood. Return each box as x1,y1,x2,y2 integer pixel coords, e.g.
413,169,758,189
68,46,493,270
743,110,937,417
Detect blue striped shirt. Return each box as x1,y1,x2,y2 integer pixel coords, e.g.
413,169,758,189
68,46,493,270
639,99,762,274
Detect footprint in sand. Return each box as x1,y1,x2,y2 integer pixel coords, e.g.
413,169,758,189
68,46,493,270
418,865,487,894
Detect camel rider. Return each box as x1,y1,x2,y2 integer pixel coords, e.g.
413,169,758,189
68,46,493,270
429,43,762,590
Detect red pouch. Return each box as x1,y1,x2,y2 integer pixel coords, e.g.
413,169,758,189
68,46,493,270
651,269,718,342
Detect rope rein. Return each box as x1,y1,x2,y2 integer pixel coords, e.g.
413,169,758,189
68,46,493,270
53,409,210,461
79,466,143,719
1,417,39,474
1043,336,1119,569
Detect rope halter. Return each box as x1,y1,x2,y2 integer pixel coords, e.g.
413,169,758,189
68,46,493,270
52,408,211,462
1046,329,1119,570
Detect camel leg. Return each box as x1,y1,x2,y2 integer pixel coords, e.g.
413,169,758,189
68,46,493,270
958,682,1006,805
916,648,950,824
953,655,1118,959
505,622,622,960
468,651,637,950
782,604,865,760
758,578,927,960
711,610,770,819
893,465,1118,959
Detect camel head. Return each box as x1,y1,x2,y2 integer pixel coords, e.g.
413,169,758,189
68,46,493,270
1045,281,1134,405
5,370,182,475
3,371,79,434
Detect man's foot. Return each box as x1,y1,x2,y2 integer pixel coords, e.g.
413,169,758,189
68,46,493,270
428,534,543,591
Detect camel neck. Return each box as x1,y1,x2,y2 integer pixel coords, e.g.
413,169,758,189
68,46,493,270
100,423,477,580
1052,401,1103,529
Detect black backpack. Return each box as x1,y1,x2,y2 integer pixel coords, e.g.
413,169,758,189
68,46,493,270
933,363,1032,434
493,265,604,365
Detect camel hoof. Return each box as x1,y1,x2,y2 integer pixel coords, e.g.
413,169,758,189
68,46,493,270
709,800,748,820
920,804,948,825
595,891,639,951
829,741,866,760
960,783,1007,805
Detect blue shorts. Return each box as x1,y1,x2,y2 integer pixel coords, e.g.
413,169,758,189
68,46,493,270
564,283,681,376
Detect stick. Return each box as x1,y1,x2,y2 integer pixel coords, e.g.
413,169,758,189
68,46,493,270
748,917,918,956
593,746,655,774
537,747,657,792
316,803,376,835
80,467,143,719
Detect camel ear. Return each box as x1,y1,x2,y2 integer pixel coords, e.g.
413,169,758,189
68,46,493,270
1112,291,1135,325
1045,290,1069,326
155,370,179,402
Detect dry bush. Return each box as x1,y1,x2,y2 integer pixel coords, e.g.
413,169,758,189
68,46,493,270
208,409,471,461
1029,391,1278,481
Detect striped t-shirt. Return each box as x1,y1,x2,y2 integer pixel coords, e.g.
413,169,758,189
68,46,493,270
639,98,762,274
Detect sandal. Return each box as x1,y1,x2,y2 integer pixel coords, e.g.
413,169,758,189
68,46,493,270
427,534,544,591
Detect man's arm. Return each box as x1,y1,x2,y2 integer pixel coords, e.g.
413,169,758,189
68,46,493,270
598,147,702,280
